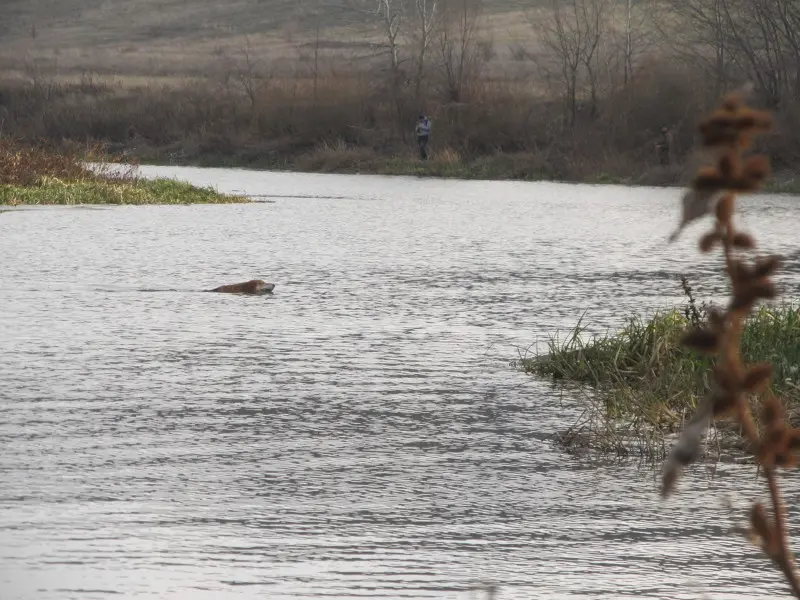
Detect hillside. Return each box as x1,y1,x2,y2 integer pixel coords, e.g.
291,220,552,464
0,0,530,78
0,0,335,76
0,0,333,44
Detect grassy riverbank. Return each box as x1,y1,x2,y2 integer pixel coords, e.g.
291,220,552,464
0,141,247,206
130,138,678,185
523,305,800,456
123,149,665,188
0,177,246,205
134,145,800,193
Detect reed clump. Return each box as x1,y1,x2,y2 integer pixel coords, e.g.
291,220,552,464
0,139,99,185
0,139,247,205
661,89,800,596
526,304,800,432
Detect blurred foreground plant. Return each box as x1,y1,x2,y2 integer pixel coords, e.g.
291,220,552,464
662,89,800,595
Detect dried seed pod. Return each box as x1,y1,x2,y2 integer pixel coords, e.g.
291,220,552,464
722,89,749,111
730,278,774,311
707,307,727,330
721,98,740,112
735,113,758,131
753,255,781,278
712,365,737,392
661,401,712,498
669,188,721,243
734,133,753,152
773,450,797,468
742,363,773,393
772,425,788,442
730,294,754,313
694,166,726,191
708,109,738,124
766,428,799,468
736,109,773,132
711,393,739,418
728,259,754,284
718,154,740,178
732,232,756,249
681,328,720,353
750,503,774,549
728,176,763,192
762,395,783,426
699,231,722,252
699,127,739,147
748,277,777,300
699,118,727,134
742,155,771,182
703,112,739,133
715,194,735,222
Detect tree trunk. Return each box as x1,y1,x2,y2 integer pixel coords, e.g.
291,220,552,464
624,0,633,85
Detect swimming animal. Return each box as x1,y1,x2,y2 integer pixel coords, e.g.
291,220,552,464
208,280,275,295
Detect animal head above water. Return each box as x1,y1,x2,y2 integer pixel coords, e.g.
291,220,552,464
209,280,275,294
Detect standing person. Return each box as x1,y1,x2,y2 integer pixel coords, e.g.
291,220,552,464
655,126,674,166
0,105,7,138
415,115,431,160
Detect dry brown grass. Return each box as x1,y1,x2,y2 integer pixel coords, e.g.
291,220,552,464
0,56,725,183
0,139,99,185
5,12,800,187
661,89,800,595
433,147,462,164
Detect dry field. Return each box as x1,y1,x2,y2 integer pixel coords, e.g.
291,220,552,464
0,0,544,79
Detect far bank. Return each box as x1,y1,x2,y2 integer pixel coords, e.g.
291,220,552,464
129,145,800,195
4,70,800,196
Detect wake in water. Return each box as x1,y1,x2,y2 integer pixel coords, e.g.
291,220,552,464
83,285,276,295
240,193,349,200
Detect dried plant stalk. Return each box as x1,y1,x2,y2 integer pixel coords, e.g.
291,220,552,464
662,90,800,596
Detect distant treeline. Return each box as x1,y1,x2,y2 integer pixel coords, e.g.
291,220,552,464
1,0,799,183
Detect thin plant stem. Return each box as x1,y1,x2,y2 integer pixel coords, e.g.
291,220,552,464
661,89,800,597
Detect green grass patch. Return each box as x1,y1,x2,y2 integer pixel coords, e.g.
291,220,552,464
0,176,248,205
288,144,559,181
524,306,800,454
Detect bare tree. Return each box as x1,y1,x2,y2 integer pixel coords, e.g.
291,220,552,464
410,0,439,101
604,0,649,93
379,0,406,73
657,0,800,103
231,35,272,114
0,105,8,138
341,0,407,74
719,0,800,105
339,0,410,137
623,0,634,85
773,0,800,98
532,0,610,127
656,0,738,96
313,18,321,104
436,0,485,103
579,0,610,115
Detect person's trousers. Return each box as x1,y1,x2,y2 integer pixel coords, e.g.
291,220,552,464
417,135,429,160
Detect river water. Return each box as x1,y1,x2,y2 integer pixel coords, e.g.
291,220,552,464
1,167,800,600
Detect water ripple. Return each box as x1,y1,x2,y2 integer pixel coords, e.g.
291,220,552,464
1,170,799,599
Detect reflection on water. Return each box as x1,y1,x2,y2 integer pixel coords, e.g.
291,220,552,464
1,168,799,599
